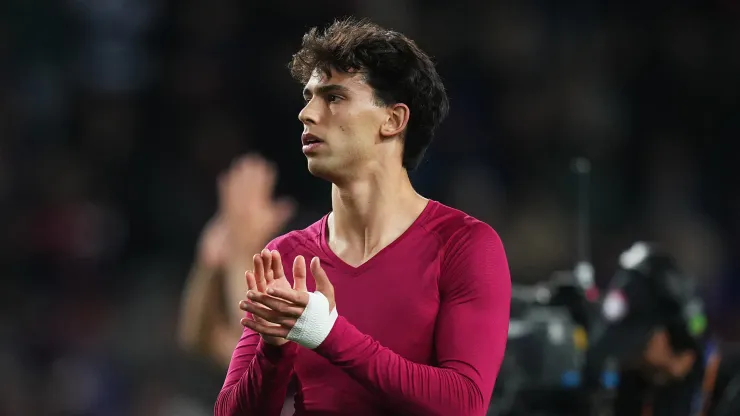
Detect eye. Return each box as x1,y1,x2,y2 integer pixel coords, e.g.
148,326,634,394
327,94,342,103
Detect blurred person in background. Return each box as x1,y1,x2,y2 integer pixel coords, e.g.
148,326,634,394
178,155,295,367
586,242,740,416
215,17,511,416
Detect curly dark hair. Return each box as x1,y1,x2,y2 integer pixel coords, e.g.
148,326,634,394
289,17,449,170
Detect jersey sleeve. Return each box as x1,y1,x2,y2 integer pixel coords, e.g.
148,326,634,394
314,222,512,415
214,329,298,416
214,238,299,416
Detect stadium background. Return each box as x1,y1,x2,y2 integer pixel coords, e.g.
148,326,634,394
1,0,738,414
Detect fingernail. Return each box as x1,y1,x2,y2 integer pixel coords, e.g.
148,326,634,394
267,288,274,295
247,291,256,300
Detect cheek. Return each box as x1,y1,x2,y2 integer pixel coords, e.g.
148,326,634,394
335,121,369,148
343,107,382,137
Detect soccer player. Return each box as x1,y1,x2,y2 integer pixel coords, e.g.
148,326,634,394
214,18,511,416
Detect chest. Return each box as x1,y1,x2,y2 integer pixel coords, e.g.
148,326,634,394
334,259,441,333
287,245,443,359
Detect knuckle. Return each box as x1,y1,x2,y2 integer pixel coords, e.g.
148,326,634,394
260,296,274,307
273,303,289,314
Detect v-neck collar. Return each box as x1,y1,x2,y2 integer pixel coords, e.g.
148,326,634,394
317,200,435,276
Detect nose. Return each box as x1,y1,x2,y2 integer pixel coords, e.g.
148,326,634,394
298,99,319,126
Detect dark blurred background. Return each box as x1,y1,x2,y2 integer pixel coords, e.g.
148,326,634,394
1,0,739,414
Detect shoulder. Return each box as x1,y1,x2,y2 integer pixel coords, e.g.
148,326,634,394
424,201,510,298
421,200,505,264
266,215,325,257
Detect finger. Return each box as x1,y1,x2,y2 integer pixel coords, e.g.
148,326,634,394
266,287,310,307
253,254,267,292
241,301,299,327
245,270,257,292
261,249,273,282
237,154,263,174
217,173,233,216
247,291,305,317
239,298,262,312
310,257,333,294
241,317,291,338
293,255,307,292
262,160,277,195
241,155,267,194
271,250,285,279
240,300,298,325
227,160,244,202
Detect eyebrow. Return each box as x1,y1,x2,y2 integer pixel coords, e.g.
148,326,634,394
303,84,351,98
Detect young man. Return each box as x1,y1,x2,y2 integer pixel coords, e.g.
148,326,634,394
214,18,512,416
586,242,740,416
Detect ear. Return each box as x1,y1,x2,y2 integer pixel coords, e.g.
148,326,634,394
379,103,410,138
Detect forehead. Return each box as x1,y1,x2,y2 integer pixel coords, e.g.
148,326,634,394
303,68,372,94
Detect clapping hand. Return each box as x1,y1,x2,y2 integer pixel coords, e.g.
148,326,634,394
239,249,295,346
240,254,336,346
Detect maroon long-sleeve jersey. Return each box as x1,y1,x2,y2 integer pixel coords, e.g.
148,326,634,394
214,200,511,416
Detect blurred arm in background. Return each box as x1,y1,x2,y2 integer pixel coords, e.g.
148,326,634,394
178,215,229,362
178,155,296,367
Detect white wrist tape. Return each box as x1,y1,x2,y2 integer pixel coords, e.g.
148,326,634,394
287,292,338,349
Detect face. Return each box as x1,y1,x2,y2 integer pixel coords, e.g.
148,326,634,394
298,69,404,182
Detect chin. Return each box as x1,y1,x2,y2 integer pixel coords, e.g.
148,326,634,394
306,158,337,181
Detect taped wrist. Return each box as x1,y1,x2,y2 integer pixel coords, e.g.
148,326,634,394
286,292,338,349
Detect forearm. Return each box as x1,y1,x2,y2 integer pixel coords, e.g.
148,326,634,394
178,262,220,351
215,336,298,416
315,317,490,416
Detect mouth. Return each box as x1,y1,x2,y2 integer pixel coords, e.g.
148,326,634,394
301,133,324,146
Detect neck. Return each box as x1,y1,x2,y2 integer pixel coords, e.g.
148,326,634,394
328,163,427,262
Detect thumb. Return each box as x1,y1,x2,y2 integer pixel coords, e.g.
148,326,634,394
292,255,307,292
310,257,333,297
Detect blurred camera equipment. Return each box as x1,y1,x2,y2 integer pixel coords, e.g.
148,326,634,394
490,158,602,416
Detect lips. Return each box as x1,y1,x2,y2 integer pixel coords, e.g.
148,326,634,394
301,133,323,146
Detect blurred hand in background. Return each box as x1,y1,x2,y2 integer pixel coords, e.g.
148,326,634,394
178,154,296,367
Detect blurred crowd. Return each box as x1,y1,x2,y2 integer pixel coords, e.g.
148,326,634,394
1,0,739,414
